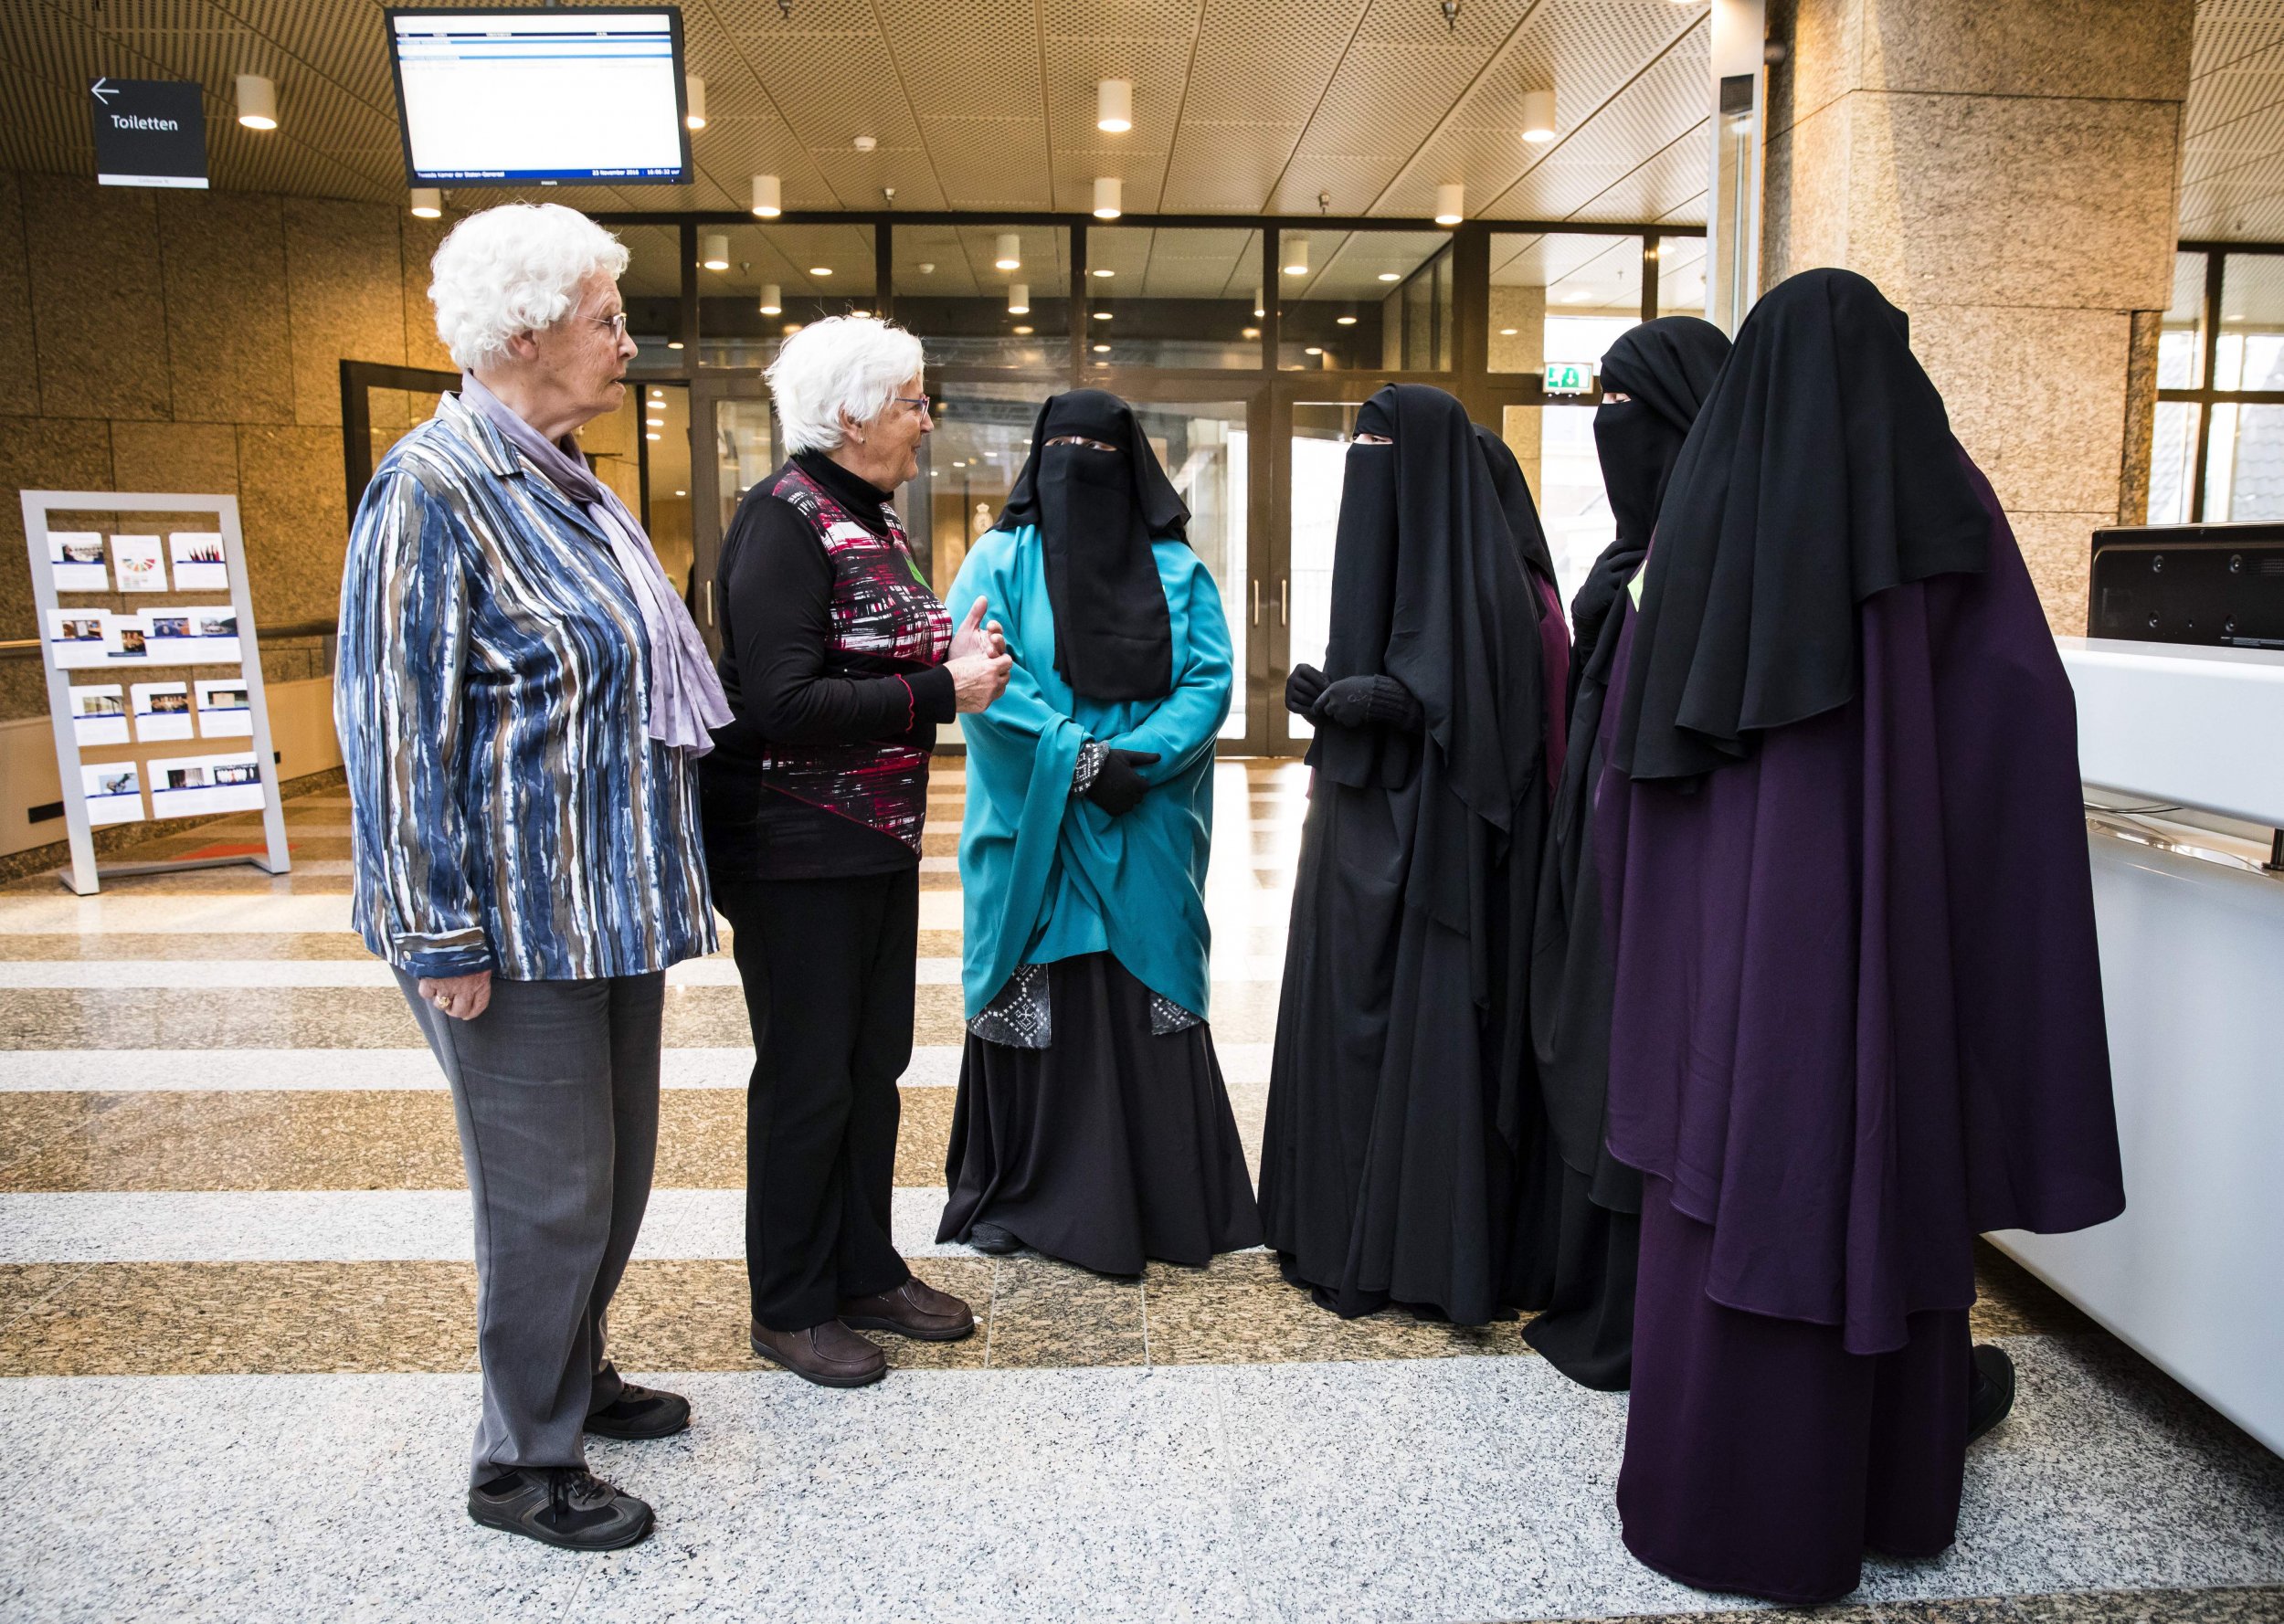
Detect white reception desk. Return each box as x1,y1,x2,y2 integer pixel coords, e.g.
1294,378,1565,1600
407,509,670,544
1989,638,2284,1457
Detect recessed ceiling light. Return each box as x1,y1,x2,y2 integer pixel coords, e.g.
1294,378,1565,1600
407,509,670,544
674,489,686,496
1092,311,1113,321
646,432,661,441
1012,324,1034,334
647,417,664,427
667,340,684,350
1304,346,1323,356
1093,343,1111,353
1336,314,1357,326
1242,326,1260,339
853,134,877,152
917,261,936,273
1499,326,1517,335
1097,79,1133,134
1092,268,1115,278
851,309,872,318
1377,271,1401,282
809,266,832,276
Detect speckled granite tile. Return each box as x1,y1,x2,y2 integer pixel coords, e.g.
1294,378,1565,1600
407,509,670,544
105,418,241,497
0,173,34,417
236,422,351,626
0,1253,991,1378
986,1256,1147,1368
22,175,170,420
1972,1239,2098,1339
0,932,375,961
0,985,759,1048
2004,1585,2284,1622
1143,1251,1528,1366
0,1085,952,1193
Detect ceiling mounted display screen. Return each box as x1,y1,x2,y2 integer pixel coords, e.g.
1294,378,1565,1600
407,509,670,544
385,7,690,186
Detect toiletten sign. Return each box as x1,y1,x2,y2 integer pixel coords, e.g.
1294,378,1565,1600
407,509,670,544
90,78,209,189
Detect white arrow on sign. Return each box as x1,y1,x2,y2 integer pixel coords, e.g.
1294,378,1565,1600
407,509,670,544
90,77,119,105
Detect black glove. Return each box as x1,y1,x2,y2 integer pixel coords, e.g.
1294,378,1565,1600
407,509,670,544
1285,663,1329,717
1313,674,1423,732
1085,749,1160,817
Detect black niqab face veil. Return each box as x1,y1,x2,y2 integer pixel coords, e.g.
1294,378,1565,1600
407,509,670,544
1315,385,1543,838
1612,269,1991,782
1471,426,1558,588
997,388,1190,701
1573,315,1731,660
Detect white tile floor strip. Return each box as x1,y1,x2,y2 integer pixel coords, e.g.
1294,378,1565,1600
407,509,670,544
0,895,360,933
0,1043,1270,1092
0,957,1286,989
5,1339,2282,1624
0,1187,962,1263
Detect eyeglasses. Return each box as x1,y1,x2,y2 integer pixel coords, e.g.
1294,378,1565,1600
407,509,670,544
588,311,629,338
893,395,933,417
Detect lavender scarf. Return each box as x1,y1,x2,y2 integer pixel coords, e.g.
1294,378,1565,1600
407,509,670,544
460,373,731,754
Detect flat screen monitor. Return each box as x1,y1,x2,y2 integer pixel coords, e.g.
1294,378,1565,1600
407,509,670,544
385,7,690,186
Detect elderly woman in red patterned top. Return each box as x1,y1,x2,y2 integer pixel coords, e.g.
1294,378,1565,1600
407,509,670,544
702,316,1010,1387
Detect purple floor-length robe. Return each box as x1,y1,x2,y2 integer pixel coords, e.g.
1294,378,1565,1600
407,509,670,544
1596,455,2125,1601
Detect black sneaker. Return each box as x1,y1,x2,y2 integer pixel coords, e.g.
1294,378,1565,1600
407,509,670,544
584,1383,691,1440
466,1467,654,1551
1966,1344,2017,1445
968,1220,1020,1256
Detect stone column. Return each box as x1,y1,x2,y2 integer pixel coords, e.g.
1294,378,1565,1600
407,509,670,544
1761,0,2193,634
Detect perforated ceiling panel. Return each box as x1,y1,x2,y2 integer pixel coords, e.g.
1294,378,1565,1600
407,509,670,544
2184,1,2284,239
0,0,1722,227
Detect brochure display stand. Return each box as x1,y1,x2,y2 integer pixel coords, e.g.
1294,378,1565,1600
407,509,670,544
20,490,291,894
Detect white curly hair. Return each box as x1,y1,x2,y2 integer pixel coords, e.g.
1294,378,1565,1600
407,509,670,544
428,203,630,371
765,316,926,455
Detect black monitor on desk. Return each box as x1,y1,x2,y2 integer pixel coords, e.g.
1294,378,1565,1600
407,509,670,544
2088,522,2284,647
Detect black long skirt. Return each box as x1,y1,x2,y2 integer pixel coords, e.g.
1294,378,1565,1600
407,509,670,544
936,951,1263,1276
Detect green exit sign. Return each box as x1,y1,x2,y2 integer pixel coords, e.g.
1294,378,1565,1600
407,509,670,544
1543,362,1594,395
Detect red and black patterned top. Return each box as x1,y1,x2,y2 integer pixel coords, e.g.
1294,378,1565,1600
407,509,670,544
702,452,957,879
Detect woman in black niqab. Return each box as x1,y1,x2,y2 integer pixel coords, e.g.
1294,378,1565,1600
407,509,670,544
995,387,1191,702
1518,314,1729,1392
1259,384,1551,1325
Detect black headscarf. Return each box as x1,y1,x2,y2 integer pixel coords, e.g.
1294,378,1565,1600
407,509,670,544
1315,385,1543,848
1472,427,1558,589
996,388,1190,701
1611,269,1990,782
1573,316,1731,665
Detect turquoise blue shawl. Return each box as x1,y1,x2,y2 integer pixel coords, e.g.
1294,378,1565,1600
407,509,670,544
950,524,1232,1020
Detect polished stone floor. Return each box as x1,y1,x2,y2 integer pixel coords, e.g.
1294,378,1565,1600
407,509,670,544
3,762,2281,1622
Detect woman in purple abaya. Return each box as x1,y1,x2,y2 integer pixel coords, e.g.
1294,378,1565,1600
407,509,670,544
1596,269,2127,1605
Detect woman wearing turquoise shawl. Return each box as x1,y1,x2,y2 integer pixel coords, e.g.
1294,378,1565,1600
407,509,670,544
936,389,1262,1273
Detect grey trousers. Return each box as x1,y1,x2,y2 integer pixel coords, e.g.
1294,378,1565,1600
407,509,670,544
397,969,664,1485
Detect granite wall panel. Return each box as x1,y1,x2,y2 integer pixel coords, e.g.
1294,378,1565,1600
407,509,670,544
1856,0,2193,104
0,416,113,644
158,191,292,426
283,197,407,428
107,420,241,499
1912,305,2133,516
400,213,454,372
22,176,171,422
235,424,348,627
0,172,37,416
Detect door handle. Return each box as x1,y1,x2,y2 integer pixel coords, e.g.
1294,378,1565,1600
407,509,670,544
1252,580,1262,627
1279,578,1288,627
703,580,715,626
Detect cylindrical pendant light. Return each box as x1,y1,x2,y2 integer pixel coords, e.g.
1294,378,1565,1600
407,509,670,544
684,75,707,130
1096,78,1134,133
1253,286,1266,317
750,174,782,218
1520,88,1557,143
1282,235,1309,276
758,283,782,315
701,233,729,271
1093,176,1123,219
994,233,1022,270
408,188,442,219
235,74,278,131
1434,182,1465,226
1008,281,1031,315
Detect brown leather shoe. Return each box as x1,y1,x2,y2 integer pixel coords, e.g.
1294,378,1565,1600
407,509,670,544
838,1276,976,1342
749,1318,886,1387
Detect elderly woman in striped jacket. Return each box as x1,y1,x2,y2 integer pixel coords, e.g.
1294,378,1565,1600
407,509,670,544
336,202,728,1554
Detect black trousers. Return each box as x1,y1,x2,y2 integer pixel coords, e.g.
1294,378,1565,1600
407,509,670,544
714,866,917,1332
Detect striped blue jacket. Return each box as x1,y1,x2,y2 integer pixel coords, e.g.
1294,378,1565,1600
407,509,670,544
336,393,715,981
